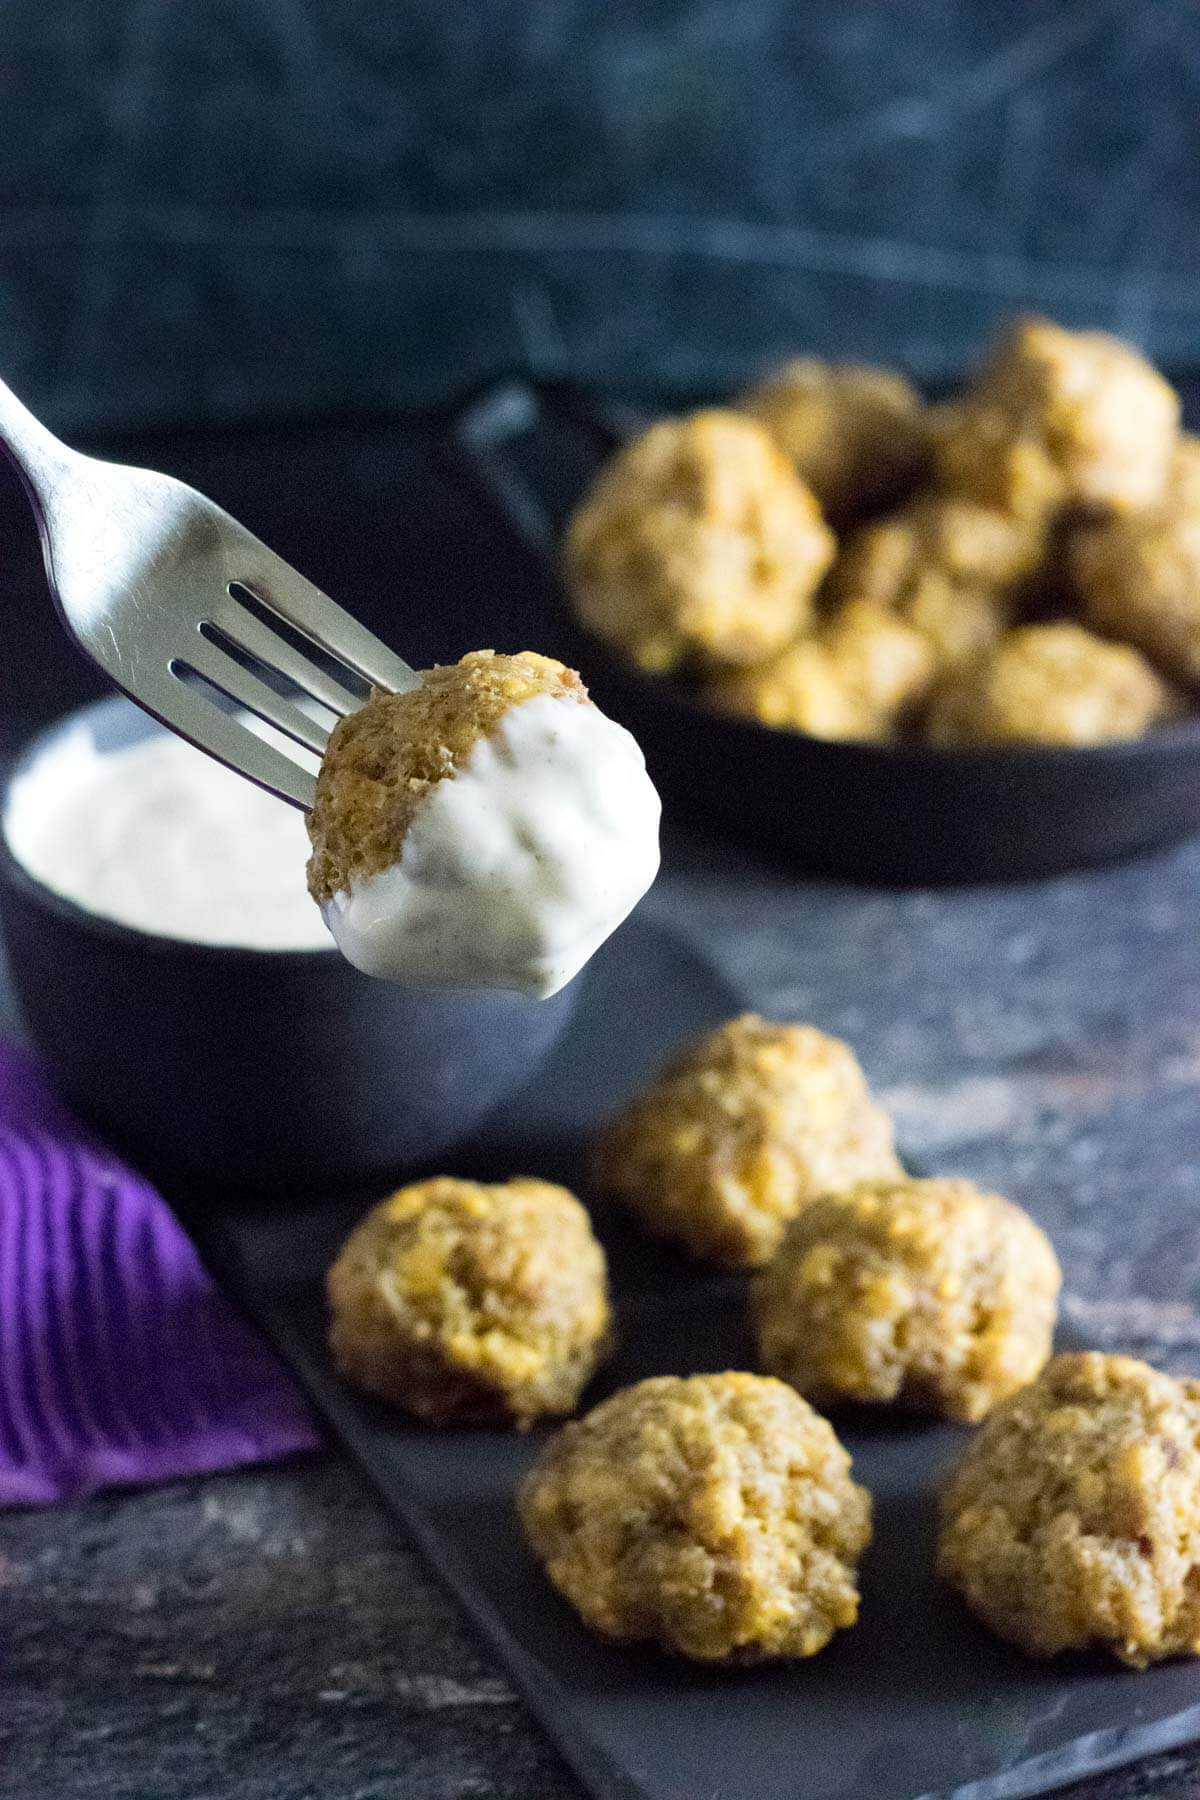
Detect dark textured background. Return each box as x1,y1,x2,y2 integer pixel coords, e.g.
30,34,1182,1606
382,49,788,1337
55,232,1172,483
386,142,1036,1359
6,14,1200,1795
6,0,1200,431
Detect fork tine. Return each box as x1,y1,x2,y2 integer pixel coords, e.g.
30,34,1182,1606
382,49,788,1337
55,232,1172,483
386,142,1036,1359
206,591,364,717
132,665,318,810
176,633,331,756
237,552,421,695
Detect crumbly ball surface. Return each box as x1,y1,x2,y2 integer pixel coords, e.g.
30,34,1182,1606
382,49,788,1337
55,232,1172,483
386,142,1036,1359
518,1372,871,1662
707,601,935,741
938,1353,1200,1665
926,623,1175,747
592,1014,901,1268
829,496,1044,673
832,494,1047,603
754,1178,1061,1422
820,598,938,724
306,651,585,903
1167,434,1200,514
563,411,835,673
1071,508,1200,687
935,318,1180,518
327,1177,611,1426
707,640,880,741
739,358,931,521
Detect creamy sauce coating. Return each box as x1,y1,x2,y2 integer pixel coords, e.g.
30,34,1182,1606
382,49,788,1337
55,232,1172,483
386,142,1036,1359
322,693,661,997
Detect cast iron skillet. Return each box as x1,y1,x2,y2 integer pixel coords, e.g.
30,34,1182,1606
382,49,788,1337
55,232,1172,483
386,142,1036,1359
446,380,1200,884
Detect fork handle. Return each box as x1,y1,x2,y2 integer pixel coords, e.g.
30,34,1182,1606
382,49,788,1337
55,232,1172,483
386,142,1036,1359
0,377,76,524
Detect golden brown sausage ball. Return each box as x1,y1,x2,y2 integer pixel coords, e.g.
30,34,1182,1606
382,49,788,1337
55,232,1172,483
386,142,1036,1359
938,1353,1200,1665
820,598,939,725
902,583,1019,676
935,317,1180,518
307,650,585,903
753,1177,1061,1422
327,1177,612,1426
739,358,931,522
828,496,1046,674
707,639,880,741
1167,434,1200,513
1070,507,1200,688
592,1014,901,1268
518,1372,872,1662
563,411,835,673
707,601,935,741
925,623,1176,747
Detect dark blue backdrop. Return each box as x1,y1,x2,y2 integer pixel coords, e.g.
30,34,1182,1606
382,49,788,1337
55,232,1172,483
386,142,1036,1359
5,0,1200,430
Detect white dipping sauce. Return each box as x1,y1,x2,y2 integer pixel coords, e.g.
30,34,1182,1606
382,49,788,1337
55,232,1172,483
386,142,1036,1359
4,724,331,952
322,693,661,998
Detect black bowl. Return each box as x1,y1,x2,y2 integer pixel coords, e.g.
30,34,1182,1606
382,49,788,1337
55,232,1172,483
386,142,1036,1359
446,380,1200,883
0,697,578,1195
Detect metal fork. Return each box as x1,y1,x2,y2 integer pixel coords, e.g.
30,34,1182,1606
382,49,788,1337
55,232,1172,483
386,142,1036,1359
0,378,419,809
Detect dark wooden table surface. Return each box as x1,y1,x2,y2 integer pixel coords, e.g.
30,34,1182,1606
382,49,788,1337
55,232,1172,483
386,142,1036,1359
2,418,1200,1800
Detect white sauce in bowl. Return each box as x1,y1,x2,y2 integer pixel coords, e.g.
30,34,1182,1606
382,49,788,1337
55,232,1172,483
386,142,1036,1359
3,723,331,951
322,693,661,997
5,687,661,991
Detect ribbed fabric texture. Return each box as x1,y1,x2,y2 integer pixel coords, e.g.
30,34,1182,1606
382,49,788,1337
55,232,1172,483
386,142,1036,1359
0,1039,318,1506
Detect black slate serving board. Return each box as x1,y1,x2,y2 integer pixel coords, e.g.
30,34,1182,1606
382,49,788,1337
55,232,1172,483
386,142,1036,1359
205,920,1200,1800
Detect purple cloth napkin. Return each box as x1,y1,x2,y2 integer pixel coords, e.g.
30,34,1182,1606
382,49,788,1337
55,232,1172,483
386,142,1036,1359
0,1039,319,1506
